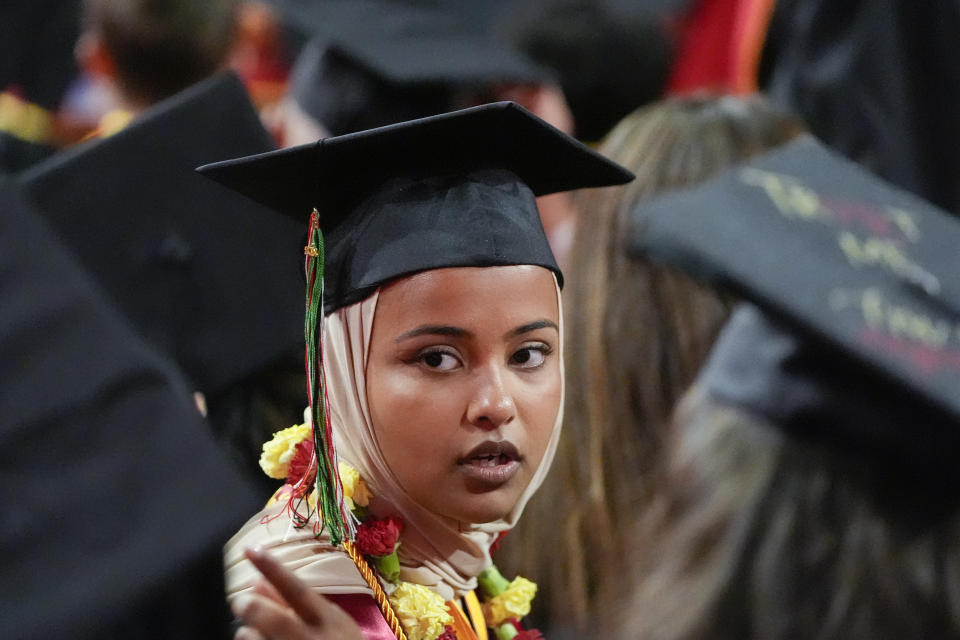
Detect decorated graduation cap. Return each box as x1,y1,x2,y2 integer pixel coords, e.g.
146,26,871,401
198,100,633,546
630,135,960,466
283,1,555,136
18,72,304,395
0,181,260,638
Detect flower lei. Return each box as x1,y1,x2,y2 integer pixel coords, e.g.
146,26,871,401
259,426,543,640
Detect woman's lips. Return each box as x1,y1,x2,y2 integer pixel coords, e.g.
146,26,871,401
457,441,521,488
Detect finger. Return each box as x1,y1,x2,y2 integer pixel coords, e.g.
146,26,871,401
234,626,267,640
253,575,286,607
232,593,304,640
242,548,365,640
243,547,328,625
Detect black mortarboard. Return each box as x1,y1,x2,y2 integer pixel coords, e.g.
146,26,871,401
300,2,552,85
198,101,635,313
630,135,960,465
18,73,305,394
283,2,555,136
0,181,259,638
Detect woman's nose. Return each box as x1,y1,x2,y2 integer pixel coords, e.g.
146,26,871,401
466,366,517,430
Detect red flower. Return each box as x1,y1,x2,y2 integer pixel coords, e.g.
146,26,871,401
285,439,315,486
355,515,404,556
436,626,458,640
515,630,544,640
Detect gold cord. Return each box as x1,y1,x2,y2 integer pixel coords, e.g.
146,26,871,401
343,540,409,640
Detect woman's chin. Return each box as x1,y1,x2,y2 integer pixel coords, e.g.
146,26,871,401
442,490,523,525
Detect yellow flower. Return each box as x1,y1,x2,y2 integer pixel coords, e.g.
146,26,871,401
339,462,371,510
259,424,312,479
265,485,291,507
389,582,453,640
482,577,537,627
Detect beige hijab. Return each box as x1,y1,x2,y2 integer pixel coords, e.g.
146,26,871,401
226,277,564,601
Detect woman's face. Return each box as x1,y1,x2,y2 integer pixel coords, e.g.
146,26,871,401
366,265,561,524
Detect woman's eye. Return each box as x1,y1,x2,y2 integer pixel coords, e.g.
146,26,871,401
511,346,549,369
418,350,460,371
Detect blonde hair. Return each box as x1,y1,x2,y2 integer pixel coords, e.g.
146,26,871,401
497,94,802,634
614,385,960,639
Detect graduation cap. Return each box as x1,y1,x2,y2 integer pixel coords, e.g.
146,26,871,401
0,181,260,638
283,1,555,136
18,72,305,394
199,100,635,314
630,135,960,466
303,2,552,85
265,0,494,47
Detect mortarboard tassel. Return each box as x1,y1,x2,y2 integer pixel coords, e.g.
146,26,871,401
304,209,352,546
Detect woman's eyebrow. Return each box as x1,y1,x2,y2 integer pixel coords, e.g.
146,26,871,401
395,325,472,342
506,319,559,338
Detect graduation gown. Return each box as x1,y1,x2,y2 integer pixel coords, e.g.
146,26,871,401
0,181,260,638
762,0,960,215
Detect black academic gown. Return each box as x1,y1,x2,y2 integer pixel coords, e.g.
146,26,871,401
761,0,960,215
0,181,259,639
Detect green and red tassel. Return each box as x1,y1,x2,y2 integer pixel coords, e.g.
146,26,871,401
303,209,353,546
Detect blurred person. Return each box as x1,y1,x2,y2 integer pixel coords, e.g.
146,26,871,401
496,0,676,264
0,180,259,638
269,1,569,144
18,74,307,500
617,135,960,639
662,0,960,217
760,0,960,215
496,94,802,636
498,0,676,144
75,0,239,136
267,0,578,264
229,1,295,110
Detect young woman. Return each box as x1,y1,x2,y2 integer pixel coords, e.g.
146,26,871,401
198,102,633,640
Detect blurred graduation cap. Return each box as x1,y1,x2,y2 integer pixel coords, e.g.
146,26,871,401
278,0,555,136
265,0,478,45
630,135,960,465
289,3,553,135
310,2,552,83
0,181,260,638
18,73,305,394
199,100,634,313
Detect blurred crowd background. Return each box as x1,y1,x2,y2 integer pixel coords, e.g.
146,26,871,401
5,0,958,215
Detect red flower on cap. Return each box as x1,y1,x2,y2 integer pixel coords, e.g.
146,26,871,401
356,515,404,556
436,626,458,640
